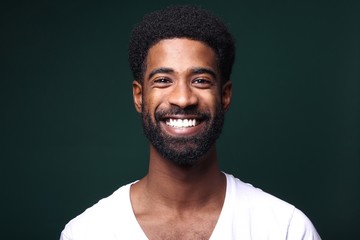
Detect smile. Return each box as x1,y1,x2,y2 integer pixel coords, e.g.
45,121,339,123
165,119,198,128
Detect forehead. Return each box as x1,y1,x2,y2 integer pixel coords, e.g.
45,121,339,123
145,38,218,76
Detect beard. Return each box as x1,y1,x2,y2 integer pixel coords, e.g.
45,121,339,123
141,105,225,167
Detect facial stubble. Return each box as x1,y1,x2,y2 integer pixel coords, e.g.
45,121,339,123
141,104,225,166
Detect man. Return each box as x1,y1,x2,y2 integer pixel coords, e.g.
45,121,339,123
60,5,321,240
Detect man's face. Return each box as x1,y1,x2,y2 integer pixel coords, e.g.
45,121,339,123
133,38,232,166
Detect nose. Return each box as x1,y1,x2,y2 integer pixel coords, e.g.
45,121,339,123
167,81,198,109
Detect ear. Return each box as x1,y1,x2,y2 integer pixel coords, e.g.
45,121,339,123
132,80,143,113
222,81,232,111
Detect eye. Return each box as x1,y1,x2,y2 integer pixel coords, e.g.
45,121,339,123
153,77,172,87
192,78,213,88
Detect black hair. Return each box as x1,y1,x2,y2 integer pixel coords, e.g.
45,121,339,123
128,5,235,83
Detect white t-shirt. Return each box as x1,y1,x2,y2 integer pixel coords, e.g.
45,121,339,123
60,173,321,239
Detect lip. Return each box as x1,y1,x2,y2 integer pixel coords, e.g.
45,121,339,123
160,114,201,120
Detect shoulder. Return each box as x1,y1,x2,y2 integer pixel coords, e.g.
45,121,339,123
223,173,321,239
287,208,322,239
225,173,295,213
60,182,135,240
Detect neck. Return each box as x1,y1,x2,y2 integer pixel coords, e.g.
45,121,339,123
140,145,226,210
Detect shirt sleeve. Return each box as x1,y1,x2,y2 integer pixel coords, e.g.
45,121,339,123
287,208,321,240
59,230,71,240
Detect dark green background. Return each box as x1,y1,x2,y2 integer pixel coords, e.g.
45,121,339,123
1,0,359,239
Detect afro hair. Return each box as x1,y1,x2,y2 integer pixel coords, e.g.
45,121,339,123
128,5,235,83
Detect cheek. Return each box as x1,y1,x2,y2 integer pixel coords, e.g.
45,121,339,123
145,89,170,109
197,91,222,110
141,91,163,116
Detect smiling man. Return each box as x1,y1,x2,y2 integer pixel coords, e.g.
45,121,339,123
60,5,321,240
135,38,229,167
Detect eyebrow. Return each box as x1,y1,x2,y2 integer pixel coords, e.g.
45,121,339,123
148,68,174,79
148,67,217,80
191,67,217,79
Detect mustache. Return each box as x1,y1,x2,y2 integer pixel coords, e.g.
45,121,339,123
155,106,211,121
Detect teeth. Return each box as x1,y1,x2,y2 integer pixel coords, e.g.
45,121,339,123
166,119,197,128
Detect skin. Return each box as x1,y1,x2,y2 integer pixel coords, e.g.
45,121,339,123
131,38,232,239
